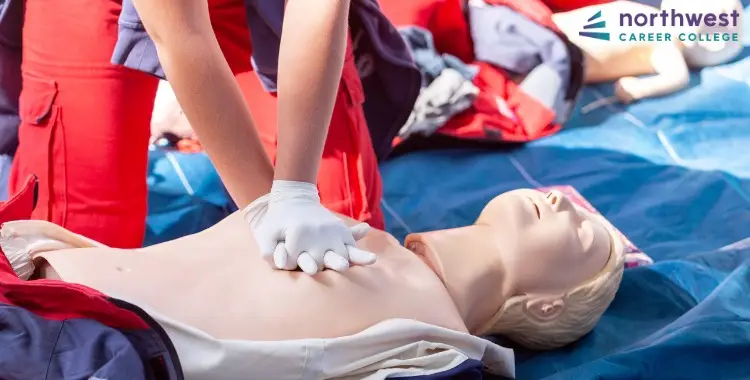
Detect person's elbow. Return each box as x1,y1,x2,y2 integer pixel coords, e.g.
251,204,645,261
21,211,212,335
132,0,213,52
148,22,213,55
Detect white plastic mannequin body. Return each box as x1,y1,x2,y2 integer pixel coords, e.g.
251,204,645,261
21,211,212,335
29,213,467,341
5,189,621,348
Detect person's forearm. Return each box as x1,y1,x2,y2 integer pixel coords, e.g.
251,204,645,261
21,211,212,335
274,0,351,183
155,34,274,208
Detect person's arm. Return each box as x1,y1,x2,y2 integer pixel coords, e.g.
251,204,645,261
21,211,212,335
274,0,351,183
132,0,273,208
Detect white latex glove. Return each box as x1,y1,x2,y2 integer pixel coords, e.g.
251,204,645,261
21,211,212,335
243,180,377,275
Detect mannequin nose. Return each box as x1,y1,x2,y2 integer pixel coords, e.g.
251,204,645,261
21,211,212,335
545,190,572,213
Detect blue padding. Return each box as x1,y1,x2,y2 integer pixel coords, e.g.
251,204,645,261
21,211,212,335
144,148,236,246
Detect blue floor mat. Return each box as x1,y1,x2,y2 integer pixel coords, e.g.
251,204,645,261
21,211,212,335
144,148,236,246
380,6,750,379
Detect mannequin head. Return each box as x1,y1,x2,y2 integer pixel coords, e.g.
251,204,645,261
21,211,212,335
405,189,625,350
663,0,744,67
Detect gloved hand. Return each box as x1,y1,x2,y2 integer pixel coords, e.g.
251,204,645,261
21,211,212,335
244,180,377,275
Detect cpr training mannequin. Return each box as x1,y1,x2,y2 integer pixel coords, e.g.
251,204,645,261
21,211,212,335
552,0,744,104
1,189,625,377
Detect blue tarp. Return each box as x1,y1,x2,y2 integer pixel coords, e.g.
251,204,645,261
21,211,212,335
380,5,750,379
144,147,236,246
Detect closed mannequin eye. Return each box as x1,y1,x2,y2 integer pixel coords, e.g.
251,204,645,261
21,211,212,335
527,197,541,218
527,192,571,219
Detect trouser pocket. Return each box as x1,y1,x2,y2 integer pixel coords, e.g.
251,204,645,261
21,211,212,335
15,74,66,224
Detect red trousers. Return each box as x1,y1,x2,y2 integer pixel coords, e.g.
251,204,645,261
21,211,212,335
11,0,384,248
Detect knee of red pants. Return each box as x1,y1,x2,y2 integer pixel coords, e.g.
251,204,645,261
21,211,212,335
235,72,384,230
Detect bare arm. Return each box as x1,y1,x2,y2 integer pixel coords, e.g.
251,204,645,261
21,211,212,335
615,44,690,103
132,0,273,208
274,0,352,183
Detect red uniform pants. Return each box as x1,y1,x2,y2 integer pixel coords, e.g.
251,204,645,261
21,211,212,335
11,0,384,248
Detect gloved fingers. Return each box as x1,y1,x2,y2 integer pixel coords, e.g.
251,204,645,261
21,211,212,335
346,245,377,266
256,236,277,261
284,244,303,271
322,226,350,268
297,252,319,275
283,226,307,260
254,227,284,261
328,238,349,262
323,250,350,272
282,256,299,271
308,249,326,271
284,223,318,257
349,223,371,241
273,242,292,270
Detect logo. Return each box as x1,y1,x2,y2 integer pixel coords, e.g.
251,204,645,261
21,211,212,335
579,10,610,40
577,8,741,43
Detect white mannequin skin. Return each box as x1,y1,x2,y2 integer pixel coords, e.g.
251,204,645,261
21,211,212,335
552,0,743,103
9,189,612,343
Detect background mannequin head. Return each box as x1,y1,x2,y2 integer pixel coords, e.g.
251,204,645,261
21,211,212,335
406,189,625,350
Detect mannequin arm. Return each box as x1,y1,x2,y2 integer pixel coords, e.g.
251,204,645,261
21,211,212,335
2,212,390,268
1,220,107,249
615,44,690,103
8,215,394,283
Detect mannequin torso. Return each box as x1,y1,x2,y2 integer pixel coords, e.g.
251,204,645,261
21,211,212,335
36,212,467,341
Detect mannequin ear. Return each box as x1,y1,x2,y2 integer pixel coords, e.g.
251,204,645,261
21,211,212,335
524,294,566,322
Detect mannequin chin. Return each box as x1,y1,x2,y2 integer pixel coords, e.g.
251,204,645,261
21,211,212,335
553,0,743,104
407,240,444,282
405,189,625,350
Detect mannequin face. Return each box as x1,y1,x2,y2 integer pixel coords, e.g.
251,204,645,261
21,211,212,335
405,189,612,332
476,189,611,295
